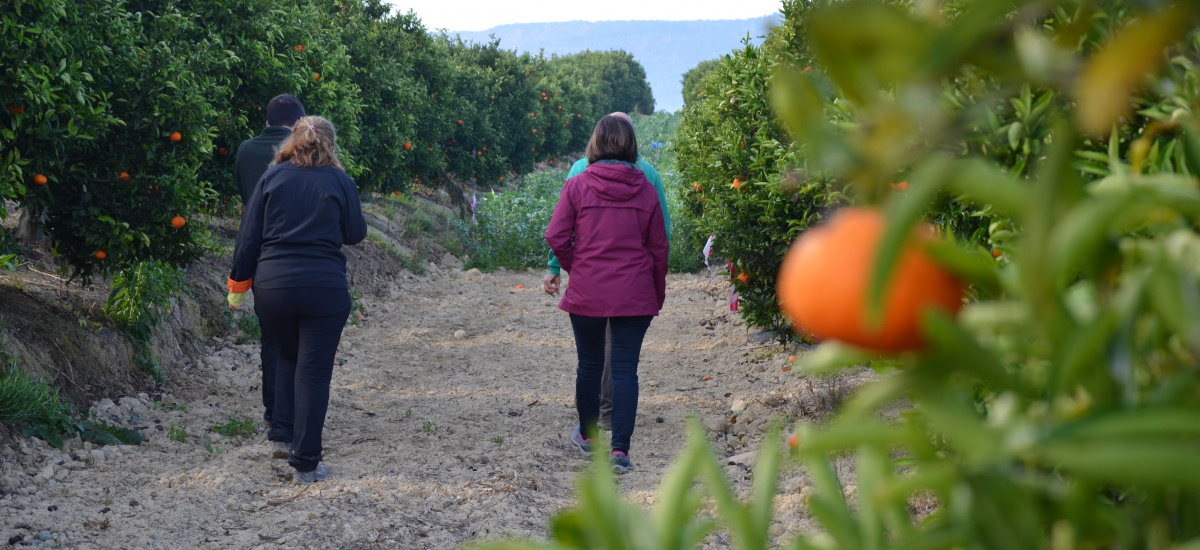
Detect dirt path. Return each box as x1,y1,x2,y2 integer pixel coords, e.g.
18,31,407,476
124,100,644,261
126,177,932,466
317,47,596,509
1,266,857,549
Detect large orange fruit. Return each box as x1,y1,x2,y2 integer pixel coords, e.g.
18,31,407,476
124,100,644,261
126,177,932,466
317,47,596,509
33,174,47,185
776,208,963,353
169,132,182,142
93,250,107,260
171,216,186,229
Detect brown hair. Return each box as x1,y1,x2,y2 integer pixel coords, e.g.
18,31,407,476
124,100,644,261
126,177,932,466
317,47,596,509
274,115,344,170
585,114,638,164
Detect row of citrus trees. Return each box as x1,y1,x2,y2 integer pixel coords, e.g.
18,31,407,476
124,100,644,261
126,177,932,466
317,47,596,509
470,0,1200,548
1,0,654,284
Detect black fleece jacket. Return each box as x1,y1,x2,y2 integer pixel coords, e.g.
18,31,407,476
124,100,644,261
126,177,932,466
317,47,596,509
229,161,367,290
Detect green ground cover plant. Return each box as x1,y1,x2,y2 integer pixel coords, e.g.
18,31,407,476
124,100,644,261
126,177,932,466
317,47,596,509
465,112,710,274
465,170,567,271
0,364,143,448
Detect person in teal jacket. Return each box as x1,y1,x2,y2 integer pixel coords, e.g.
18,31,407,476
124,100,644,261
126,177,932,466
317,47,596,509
542,112,671,430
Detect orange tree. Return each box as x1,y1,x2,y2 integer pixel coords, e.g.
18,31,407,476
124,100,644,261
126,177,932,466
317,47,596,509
3,0,222,283
171,0,363,196
485,50,551,178
770,0,1200,546
675,19,846,339
1,0,122,207
680,58,719,109
318,0,428,192
672,0,1071,339
442,36,524,185
554,50,656,116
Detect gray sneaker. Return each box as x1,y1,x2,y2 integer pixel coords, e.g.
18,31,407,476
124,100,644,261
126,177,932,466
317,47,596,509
570,424,594,456
610,451,633,472
296,464,331,484
271,441,290,459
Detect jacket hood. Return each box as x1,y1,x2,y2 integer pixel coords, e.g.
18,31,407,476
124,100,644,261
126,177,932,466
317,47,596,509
584,162,647,202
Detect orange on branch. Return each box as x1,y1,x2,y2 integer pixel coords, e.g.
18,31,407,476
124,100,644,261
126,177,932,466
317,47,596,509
776,208,963,353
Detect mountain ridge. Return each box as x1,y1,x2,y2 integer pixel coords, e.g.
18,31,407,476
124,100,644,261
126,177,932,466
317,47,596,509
451,16,779,112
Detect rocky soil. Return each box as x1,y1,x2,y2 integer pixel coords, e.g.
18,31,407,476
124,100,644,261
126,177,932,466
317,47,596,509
1,250,868,549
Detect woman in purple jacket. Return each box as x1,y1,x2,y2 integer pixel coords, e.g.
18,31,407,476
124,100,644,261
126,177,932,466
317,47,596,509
544,114,669,472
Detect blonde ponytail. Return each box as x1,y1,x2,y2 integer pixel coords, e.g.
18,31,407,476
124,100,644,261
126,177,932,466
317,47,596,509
274,115,344,170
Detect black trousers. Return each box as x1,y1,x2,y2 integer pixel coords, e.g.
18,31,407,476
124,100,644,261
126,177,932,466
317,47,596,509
254,286,350,472
259,326,278,422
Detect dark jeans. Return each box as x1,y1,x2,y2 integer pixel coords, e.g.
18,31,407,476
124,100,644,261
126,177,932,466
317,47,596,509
570,314,653,454
255,286,350,472
599,323,613,422
259,325,278,422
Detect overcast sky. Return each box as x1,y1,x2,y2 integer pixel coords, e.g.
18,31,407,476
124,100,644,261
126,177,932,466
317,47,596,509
385,0,783,32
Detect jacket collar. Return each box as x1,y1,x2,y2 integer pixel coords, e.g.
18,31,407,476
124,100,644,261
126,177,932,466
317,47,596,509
593,159,638,169
261,126,293,138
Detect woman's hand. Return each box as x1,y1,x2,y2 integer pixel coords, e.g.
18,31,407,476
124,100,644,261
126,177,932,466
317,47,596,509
542,273,560,296
227,291,246,311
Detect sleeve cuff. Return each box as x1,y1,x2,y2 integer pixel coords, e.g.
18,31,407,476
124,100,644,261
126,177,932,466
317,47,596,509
227,277,252,293
548,266,561,276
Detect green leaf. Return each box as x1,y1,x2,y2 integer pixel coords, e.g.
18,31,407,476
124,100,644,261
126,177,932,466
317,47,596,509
1048,409,1200,441
1074,4,1196,137
922,239,1001,295
798,342,875,375
867,156,950,324
806,1,932,103
1036,440,1200,488
944,158,1029,219
1045,192,1128,288
921,309,1021,393
1180,123,1200,177
770,65,857,173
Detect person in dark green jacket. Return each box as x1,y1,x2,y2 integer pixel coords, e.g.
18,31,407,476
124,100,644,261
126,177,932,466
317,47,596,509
235,94,306,204
542,112,672,430
232,94,305,458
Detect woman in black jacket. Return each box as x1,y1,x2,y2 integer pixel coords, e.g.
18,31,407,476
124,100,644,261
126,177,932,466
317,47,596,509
227,115,367,484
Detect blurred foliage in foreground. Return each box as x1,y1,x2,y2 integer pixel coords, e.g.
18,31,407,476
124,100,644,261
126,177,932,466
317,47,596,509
471,0,1200,549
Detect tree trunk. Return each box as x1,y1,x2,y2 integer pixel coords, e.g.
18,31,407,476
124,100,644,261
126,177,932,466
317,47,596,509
15,206,48,244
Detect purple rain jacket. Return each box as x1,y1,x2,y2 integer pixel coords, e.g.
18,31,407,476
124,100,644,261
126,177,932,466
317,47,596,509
544,160,669,317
